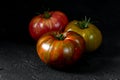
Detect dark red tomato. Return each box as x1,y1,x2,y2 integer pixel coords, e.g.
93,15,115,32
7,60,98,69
29,11,68,41
36,31,85,68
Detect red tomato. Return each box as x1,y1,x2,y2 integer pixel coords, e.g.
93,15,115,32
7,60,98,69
29,11,68,41
36,31,85,68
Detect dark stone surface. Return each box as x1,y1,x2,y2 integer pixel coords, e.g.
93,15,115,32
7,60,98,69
0,0,120,80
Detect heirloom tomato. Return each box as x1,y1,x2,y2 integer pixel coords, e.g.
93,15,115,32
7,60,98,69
65,18,102,52
36,31,85,68
29,11,68,41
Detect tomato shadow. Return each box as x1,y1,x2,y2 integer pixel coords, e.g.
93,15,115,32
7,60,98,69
51,37,120,74
50,49,104,74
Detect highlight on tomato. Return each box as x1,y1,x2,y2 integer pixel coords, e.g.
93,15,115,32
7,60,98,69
36,31,85,68
29,10,69,41
65,17,103,52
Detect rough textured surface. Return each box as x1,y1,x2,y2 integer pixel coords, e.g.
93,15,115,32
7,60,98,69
1,0,120,80
0,36,120,80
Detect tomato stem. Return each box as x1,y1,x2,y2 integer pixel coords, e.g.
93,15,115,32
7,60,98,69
43,11,51,19
76,16,91,29
84,16,91,28
56,33,65,40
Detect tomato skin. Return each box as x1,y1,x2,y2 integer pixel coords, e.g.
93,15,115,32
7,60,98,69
36,31,85,68
65,20,102,52
29,11,68,41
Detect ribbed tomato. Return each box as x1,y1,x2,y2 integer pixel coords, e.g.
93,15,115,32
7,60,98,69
36,31,85,68
65,18,102,52
29,11,68,41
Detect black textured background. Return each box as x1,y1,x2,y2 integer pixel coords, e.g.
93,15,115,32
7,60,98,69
0,0,120,80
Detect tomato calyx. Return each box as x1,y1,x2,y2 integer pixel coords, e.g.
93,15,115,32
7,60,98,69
55,33,65,40
75,16,91,29
43,11,51,19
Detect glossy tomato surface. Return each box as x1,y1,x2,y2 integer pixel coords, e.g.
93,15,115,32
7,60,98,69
65,20,102,52
29,11,68,41
36,31,85,68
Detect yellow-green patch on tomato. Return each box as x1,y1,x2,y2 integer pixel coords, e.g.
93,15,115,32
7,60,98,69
65,20,102,52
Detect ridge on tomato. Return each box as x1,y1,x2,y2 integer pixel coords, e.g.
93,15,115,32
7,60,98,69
65,17,103,52
36,31,85,68
29,10,69,41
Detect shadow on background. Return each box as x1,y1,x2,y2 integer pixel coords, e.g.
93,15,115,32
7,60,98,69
50,40,120,74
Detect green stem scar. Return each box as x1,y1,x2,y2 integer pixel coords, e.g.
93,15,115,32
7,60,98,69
56,34,65,40
43,11,51,19
76,16,91,29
